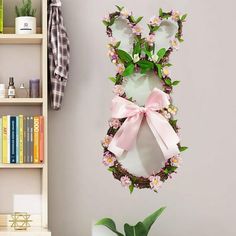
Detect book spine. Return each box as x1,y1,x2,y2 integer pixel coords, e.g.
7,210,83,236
0,118,2,163
10,116,16,163
23,116,27,163
2,116,7,164
34,116,40,163
26,116,30,163
0,0,3,33
39,116,44,163
16,116,19,163
7,115,10,163
19,115,24,164
29,116,34,163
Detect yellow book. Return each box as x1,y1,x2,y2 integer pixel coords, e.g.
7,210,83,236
2,116,7,164
19,115,24,164
33,116,40,163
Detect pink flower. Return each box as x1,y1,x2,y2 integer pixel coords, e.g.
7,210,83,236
149,16,162,26
116,63,125,74
162,66,171,77
120,8,131,18
103,152,116,167
102,135,112,148
170,38,179,50
170,155,182,167
149,175,163,191
146,34,155,46
132,25,142,35
120,176,132,187
109,118,121,129
103,15,110,22
113,85,125,96
171,10,180,21
109,37,118,47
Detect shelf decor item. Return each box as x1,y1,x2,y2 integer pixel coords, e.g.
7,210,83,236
16,83,28,98
15,0,37,35
96,207,165,236
0,0,3,33
9,212,32,230
29,78,40,98
0,84,6,98
102,6,188,193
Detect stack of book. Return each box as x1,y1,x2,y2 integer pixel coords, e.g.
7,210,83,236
0,115,44,164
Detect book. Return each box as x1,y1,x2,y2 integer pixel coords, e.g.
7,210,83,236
26,116,30,163
10,116,16,163
0,118,2,163
0,0,3,34
39,116,44,163
19,115,24,164
33,116,40,163
7,115,10,163
2,116,7,163
23,116,27,163
29,116,34,163
16,116,19,163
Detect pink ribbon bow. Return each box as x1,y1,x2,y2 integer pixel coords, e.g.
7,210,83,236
108,88,180,159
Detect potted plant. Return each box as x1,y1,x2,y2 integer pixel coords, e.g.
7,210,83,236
96,207,166,236
15,0,36,34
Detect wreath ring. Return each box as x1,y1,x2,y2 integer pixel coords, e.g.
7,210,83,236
102,6,188,193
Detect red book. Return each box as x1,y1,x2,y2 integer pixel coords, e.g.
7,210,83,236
39,116,44,163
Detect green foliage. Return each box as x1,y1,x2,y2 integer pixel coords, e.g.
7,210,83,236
117,49,133,63
181,14,188,21
172,80,180,86
133,41,141,55
179,146,188,152
156,64,162,78
15,0,36,17
96,208,166,236
123,64,135,76
129,184,134,194
115,5,124,12
157,48,166,60
108,77,116,83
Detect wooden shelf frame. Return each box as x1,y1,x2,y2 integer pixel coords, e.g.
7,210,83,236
0,164,44,169
0,98,43,105
0,34,43,45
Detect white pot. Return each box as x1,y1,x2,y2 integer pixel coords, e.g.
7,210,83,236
15,16,36,34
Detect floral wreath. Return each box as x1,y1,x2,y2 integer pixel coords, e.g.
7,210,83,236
102,6,188,193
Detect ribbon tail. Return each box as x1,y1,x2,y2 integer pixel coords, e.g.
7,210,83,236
146,111,180,159
108,114,143,157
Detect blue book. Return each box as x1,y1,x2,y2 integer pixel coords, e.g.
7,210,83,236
10,116,16,163
16,116,19,163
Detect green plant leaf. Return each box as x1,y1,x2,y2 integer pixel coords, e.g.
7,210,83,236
115,5,124,11
143,49,152,58
130,15,136,23
172,80,180,86
122,64,135,77
96,218,124,236
108,77,116,83
129,184,134,194
179,146,188,152
124,222,147,236
137,60,154,70
142,207,166,234
135,16,143,24
102,20,109,26
181,14,187,21
156,64,162,78
133,41,141,55
159,8,163,17
169,119,177,127
117,49,133,63
165,79,172,86
157,48,166,59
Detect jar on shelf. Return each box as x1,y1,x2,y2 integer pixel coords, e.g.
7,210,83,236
0,84,6,98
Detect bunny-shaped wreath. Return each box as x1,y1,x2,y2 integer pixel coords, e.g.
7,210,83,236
102,6,188,193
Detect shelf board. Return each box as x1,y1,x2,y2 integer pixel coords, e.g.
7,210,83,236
0,98,43,106
0,227,51,235
0,34,43,45
0,164,44,169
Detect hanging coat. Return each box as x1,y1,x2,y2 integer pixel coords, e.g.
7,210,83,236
48,0,70,110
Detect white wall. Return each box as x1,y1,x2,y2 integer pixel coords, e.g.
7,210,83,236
48,0,236,235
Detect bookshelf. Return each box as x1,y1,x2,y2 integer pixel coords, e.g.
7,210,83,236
0,0,50,235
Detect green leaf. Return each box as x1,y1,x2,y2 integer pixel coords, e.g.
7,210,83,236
115,41,121,48
179,146,188,152
124,222,147,236
172,80,180,86
152,25,160,32
135,16,143,24
96,218,124,236
165,79,172,86
115,5,124,11
137,60,154,70
169,119,177,127
159,8,163,17
133,41,141,55
102,20,109,26
181,14,187,21
142,207,166,234
122,64,135,77
117,49,133,63
129,184,134,194
108,167,117,173
156,64,162,78
108,77,116,83
157,48,166,59
130,15,136,23
143,49,152,58
164,166,178,174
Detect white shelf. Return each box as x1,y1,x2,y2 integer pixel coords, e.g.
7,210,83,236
0,98,44,106
0,34,43,45
0,164,44,169
0,227,51,235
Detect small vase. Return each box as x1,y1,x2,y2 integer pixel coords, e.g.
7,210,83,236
15,16,36,34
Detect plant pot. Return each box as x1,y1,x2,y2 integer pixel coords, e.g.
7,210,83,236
15,16,36,34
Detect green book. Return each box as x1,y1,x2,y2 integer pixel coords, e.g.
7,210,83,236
0,0,3,33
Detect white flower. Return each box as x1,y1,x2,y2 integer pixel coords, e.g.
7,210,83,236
162,66,171,77
170,38,179,50
149,16,162,26
133,54,140,63
132,25,142,35
113,85,125,96
146,34,156,46
149,175,163,191
121,8,131,18
151,54,159,63
170,155,182,167
168,105,178,115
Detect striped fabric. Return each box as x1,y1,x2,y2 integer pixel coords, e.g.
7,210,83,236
48,0,70,110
